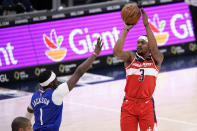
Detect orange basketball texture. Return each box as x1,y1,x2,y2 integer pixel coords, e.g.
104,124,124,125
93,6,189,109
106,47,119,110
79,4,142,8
121,4,141,25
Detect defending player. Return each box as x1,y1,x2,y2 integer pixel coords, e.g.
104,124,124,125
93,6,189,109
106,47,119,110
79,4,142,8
25,38,103,131
113,8,164,131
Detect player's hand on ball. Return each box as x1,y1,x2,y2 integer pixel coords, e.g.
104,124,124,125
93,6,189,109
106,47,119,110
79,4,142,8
124,23,135,32
141,8,149,27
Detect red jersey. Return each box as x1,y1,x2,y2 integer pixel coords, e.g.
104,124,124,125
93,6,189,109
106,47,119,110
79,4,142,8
125,53,159,99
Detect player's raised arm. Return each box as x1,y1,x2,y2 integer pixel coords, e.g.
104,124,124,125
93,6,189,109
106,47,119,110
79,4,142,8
113,24,135,64
141,8,164,68
67,37,103,91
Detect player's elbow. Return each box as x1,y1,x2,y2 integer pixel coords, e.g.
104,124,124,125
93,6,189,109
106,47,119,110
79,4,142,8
27,107,33,113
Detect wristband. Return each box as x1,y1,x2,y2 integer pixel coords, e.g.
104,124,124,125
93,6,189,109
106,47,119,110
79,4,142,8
124,28,129,32
93,52,98,57
145,23,149,27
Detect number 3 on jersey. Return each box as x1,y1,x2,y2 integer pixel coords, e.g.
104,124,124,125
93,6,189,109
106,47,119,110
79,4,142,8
139,69,144,81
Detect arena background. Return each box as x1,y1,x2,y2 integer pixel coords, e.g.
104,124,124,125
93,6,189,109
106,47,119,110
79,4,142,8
0,0,196,85
0,0,197,130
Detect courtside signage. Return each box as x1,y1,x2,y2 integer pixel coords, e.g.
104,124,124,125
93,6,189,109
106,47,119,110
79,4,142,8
0,2,194,71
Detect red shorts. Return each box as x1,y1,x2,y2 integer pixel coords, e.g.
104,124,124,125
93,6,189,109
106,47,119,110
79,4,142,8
121,97,157,131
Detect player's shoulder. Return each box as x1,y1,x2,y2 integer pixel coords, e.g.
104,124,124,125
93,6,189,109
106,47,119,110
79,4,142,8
55,82,68,89
31,91,39,100
33,90,40,95
53,82,69,96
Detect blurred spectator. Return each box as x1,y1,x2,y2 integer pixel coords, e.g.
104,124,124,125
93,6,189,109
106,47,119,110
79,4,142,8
0,4,25,15
0,0,34,15
2,0,34,12
185,0,197,42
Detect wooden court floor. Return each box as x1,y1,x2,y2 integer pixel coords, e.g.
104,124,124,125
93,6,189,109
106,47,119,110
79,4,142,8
0,67,197,131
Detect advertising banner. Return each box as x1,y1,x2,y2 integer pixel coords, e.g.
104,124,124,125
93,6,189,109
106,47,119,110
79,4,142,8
0,2,195,71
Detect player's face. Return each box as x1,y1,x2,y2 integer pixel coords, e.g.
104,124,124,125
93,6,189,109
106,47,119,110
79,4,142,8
137,39,149,56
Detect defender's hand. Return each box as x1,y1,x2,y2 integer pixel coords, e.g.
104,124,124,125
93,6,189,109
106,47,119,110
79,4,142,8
141,8,149,27
94,37,103,55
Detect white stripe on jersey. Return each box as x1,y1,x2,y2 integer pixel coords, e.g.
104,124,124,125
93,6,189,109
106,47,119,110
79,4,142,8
126,68,159,77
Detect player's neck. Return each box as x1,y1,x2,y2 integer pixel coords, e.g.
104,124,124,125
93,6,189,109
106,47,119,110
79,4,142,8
142,53,150,59
138,52,150,59
42,87,51,91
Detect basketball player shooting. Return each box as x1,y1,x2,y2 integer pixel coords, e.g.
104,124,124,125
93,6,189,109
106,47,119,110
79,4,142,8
25,38,103,131
113,8,164,131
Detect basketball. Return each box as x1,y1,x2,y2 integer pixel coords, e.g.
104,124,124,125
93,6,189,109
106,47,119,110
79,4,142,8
121,4,141,25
